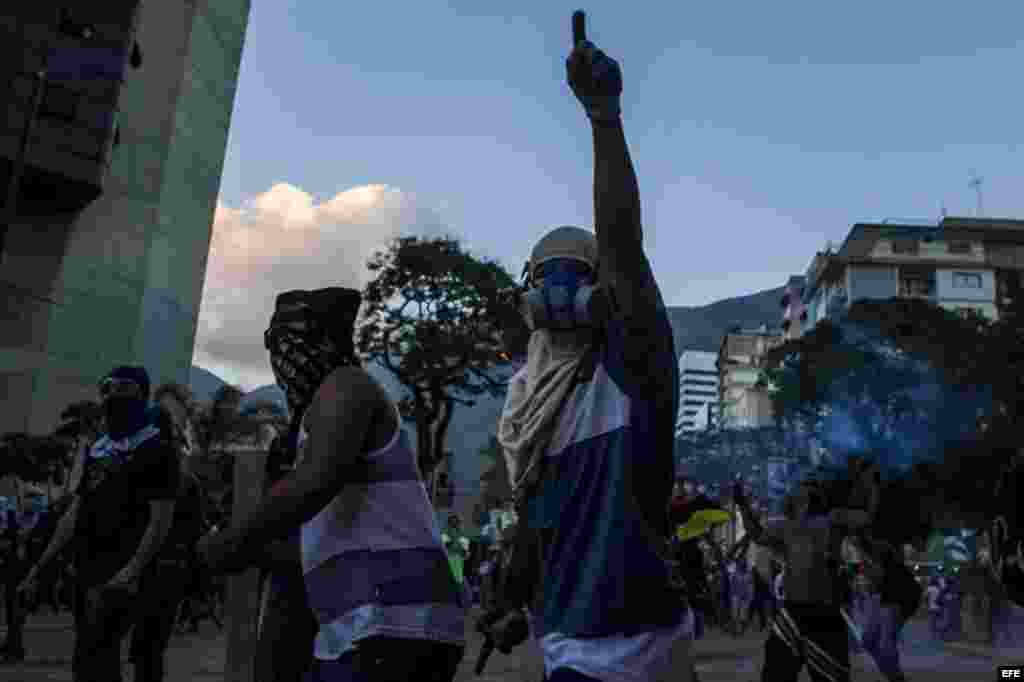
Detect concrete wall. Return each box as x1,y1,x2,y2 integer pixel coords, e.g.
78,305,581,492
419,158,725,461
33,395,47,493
0,0,250,436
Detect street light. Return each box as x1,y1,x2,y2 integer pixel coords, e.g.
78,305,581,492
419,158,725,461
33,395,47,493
0,9,97,266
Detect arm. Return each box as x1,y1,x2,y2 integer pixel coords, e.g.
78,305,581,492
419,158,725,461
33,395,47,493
33,497,81,573
214,367,375,569
734,491,787,556
123,499,176,575
592,122,673,370
569,14,673,385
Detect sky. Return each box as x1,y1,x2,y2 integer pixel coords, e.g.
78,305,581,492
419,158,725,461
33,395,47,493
194,1,1024,390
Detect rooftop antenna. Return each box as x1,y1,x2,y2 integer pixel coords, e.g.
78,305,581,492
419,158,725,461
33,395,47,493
968,170,984,217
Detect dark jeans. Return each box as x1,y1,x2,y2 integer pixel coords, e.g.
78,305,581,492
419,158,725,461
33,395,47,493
304,636,463,682
256,565,319,682
2,557,28,654
762,602,851,682
73,569,160,682
129,561,190,682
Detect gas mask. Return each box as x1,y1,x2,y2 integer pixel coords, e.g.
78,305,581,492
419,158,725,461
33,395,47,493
513,257,607,332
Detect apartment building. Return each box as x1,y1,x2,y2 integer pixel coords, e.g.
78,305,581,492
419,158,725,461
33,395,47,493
0,2,249,436
780,275,807,340
676,350,719,437
799,217,1024,333
717,325,785,430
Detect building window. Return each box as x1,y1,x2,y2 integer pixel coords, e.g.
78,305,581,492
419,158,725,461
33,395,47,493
899,267,935,298
952,272,983,289
948,241,971,255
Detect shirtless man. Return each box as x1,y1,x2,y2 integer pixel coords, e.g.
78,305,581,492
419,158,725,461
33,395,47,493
734,480,874,682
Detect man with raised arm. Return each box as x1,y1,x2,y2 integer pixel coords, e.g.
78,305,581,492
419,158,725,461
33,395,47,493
485,11,698,682
734,477,876,682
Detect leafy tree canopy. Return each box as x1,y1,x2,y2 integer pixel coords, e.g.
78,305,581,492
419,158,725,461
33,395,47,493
357,236,525,481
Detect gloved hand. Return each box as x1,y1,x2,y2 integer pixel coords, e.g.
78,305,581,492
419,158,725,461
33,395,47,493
565,11,622,123
476,608,530,654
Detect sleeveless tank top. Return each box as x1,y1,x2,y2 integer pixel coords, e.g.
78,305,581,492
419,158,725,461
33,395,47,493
297,399,466,660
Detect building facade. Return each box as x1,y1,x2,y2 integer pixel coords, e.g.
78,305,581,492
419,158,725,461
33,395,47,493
676,350,719,438
717,326,784,430
0,1,250,437
779,275,807,340
800,217,1024,334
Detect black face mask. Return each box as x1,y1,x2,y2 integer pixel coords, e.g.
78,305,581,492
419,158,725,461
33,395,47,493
103,396,148,440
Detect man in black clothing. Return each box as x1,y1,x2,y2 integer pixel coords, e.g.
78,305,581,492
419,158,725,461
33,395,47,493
19,366,179,682
0,508,27,662
129,456,205,681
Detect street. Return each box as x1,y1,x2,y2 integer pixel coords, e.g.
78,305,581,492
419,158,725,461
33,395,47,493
1,607,1019,681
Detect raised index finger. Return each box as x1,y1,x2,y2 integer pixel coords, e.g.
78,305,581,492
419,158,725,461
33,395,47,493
572,10,586,46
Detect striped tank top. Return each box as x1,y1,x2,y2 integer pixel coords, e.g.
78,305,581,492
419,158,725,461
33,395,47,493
297,399,467,660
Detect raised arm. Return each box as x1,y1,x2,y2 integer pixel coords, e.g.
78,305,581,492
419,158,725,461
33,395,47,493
566,11,672,384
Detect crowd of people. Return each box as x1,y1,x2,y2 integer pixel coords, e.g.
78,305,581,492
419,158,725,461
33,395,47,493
1,11,1021,682
0,372,229,675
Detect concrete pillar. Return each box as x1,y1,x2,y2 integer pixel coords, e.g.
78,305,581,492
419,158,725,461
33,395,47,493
222,425,272,682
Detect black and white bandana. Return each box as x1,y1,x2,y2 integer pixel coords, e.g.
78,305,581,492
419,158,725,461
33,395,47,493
265,287,362,425
267,328,352,420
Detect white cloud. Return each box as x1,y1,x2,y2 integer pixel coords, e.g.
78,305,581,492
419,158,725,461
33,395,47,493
194,182,454,390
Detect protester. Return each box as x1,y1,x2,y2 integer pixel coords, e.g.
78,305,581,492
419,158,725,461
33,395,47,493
729,559,755,636
442,514,471,588
749,563,773,632
0,508,27,662
27,503,66,615
128,392,207,682
17,365,180,682
853,537,919,682
478,13,697,682
925,577,942,639
196,287,466,682
939,575,962,641
735,479,875,682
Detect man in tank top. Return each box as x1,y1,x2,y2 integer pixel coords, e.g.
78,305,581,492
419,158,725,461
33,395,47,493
197,287,467,682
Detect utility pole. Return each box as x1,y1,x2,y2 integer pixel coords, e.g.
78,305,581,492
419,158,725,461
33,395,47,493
968,170,984,218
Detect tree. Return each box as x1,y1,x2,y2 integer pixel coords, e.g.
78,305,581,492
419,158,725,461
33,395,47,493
357,236,525,483
478,435,512,510
191,384,278,507
761,297,1014,546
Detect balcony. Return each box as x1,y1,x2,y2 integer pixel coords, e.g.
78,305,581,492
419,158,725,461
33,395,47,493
1,4,142,216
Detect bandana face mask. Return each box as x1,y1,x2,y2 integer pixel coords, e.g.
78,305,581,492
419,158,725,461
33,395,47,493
265,326,347,419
